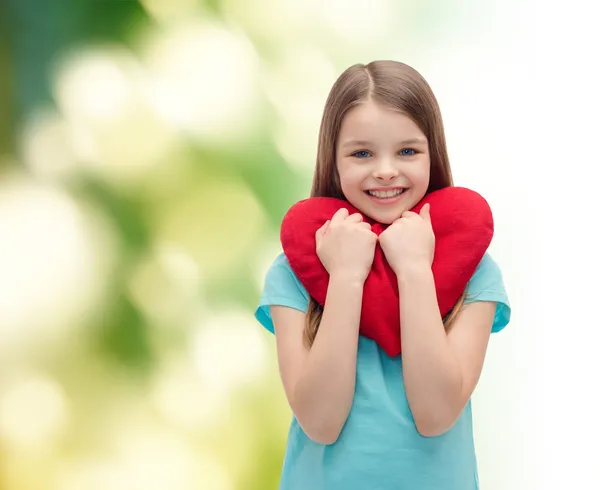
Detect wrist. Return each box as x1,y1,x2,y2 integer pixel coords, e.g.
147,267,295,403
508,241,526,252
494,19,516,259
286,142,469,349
396,261,433,283
329,270,367,289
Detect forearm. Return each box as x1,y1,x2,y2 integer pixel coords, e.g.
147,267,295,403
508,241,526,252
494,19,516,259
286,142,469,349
294,274,363,444
397,264,464,436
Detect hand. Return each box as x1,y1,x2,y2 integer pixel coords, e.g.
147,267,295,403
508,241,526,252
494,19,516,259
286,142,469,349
315,207,378,284
378,203,435,274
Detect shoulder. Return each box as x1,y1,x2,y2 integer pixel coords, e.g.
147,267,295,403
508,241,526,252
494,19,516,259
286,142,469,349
264,254,308,298
467,253,506,296
465,252,511,333
255,253,309,334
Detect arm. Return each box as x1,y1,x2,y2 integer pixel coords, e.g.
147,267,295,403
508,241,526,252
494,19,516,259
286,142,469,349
271,273,364,445
398,263,496,437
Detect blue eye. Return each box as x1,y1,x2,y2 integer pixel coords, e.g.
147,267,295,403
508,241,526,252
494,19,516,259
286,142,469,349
351,150,371,158
399,148,417,156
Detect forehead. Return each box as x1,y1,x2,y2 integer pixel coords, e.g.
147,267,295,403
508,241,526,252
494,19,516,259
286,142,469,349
338,100,426,142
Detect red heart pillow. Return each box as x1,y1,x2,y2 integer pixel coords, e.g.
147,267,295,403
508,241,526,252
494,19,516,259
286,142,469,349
280,186,493,357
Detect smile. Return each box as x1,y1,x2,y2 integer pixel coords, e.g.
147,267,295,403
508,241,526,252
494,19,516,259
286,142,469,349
365,188,405,199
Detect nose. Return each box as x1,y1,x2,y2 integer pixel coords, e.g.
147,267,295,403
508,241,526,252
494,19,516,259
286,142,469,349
373,158,399,181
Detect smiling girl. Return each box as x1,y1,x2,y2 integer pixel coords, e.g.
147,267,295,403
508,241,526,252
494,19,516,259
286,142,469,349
255,60,511,490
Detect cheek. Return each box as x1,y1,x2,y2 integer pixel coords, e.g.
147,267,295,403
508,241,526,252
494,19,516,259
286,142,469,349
407,161,431,188
337,163,363,189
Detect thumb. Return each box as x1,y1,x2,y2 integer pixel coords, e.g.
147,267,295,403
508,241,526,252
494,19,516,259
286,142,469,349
420,203,431,223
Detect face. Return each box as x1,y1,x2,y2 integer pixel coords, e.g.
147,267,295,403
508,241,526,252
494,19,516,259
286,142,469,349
335,100,430,224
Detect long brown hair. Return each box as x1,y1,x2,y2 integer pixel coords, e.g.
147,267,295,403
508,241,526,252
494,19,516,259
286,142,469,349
303,60,467,350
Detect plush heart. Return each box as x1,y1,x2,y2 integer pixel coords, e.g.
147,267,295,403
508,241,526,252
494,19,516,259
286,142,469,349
280,186,493,357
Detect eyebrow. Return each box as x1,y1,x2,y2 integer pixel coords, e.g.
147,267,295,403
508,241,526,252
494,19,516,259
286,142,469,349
341,138,427,148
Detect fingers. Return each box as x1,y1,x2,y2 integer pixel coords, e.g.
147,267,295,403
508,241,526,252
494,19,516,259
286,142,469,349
330,207,366,222
402,205,431,223
330,207,365,226
315,219,331,240
420,203,431,223
318,209,370,240
330,207,349,224
346,212,364,223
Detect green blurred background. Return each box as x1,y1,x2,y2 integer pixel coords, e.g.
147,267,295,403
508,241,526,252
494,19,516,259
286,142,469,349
0,1,523,489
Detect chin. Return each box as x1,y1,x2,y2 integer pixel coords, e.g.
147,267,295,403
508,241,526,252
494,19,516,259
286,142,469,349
361,204,405,224
369,211,402,225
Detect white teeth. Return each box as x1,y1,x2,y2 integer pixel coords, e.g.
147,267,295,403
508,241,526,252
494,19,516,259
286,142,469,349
367,189,404,198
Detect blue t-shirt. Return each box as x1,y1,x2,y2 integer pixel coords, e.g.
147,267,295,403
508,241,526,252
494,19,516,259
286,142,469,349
255,253,511,490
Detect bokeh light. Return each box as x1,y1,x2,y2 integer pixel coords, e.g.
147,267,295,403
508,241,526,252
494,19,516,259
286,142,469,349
154,176,267,277
142,20,262,144
0,372,69,451
51,46,178,188
266,45,337,172
192,309,269,394
128,242,202,329
139,0,202,24
0,174,116,361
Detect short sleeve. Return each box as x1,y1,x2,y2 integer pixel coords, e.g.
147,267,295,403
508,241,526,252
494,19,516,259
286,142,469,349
464,253,511,333
255,253,310,334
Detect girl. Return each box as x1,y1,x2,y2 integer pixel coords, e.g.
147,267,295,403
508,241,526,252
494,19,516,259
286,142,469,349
255,60,511,490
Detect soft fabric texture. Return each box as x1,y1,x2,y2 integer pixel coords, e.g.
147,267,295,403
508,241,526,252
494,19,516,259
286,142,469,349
280,186,494,357
255,252,510,490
